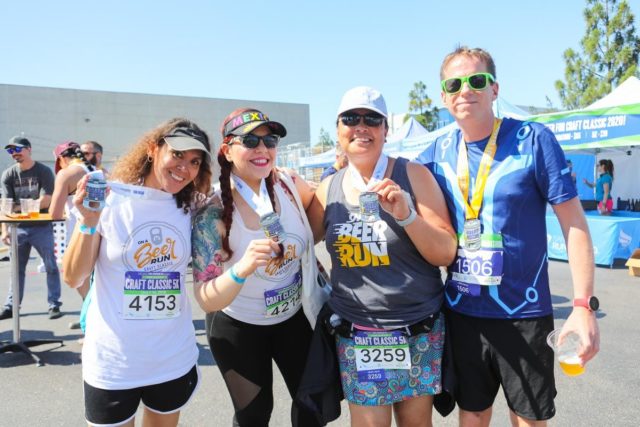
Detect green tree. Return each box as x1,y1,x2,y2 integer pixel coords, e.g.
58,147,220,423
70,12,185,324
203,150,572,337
556,0,640,109
314,127,334,152
407,81,439,131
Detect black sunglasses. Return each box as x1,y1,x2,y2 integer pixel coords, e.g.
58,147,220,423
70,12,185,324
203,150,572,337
441,72,495,94
229,134,280,149
6,147,24,154
339,112,385,127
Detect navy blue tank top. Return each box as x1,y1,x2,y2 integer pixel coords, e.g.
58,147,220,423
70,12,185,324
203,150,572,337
324,157,443,328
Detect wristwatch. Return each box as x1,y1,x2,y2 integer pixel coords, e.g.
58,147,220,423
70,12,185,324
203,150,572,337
395,206,417,227
395,190,417,227
573,296,600,312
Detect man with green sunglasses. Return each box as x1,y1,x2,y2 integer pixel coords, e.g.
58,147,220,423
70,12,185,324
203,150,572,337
418,46,599,426
441,72,495,95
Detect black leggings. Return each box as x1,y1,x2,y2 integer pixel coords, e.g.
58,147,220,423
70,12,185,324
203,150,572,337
207,309,321,427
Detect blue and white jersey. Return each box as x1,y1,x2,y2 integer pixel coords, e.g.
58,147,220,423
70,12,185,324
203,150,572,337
417,118,577,319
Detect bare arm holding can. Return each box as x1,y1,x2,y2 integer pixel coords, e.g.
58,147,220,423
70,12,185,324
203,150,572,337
62,174,104,289
192,202,281,313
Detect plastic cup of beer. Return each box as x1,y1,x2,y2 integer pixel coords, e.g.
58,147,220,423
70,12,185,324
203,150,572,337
546,328,585,376
19,198,30,217
27,199,40,218
0,198,13,215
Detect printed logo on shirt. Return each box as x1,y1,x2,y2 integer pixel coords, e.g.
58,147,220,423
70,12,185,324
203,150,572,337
13,176,40,199
254,233,305,282
123,221,188,272
332,212,389,268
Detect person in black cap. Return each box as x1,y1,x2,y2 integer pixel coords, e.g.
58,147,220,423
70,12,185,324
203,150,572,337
0,136,63,320
191,107,321,426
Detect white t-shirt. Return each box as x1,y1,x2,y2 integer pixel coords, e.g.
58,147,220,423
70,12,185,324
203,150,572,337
82,183,198,390
223,184,308,325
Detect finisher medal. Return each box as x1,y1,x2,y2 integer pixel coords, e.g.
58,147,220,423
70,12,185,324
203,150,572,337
359,191,380,222
260,212,285,258
230,174,286,258
259,212,284,241
463,218,481,251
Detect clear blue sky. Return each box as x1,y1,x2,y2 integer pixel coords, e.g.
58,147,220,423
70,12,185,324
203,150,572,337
2,0,639,146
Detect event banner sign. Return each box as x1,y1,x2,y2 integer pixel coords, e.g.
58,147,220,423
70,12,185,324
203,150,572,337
529,103,640,151
546,212,640,266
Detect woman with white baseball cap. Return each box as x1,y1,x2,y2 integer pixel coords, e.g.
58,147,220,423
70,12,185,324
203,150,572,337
62,118,212,427
307,86,457,426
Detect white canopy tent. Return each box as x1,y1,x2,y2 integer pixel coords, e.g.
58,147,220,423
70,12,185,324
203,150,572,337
585,78,640,204
298,147,337,168
586,76,640,110
529,76,640,203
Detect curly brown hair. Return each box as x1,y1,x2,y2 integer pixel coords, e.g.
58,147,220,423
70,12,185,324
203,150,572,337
110,118,213,212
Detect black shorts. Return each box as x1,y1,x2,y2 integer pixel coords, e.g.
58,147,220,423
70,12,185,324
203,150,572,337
84,364,199,426
446,309,557,421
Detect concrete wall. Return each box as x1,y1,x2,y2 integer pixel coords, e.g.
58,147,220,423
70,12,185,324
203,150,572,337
0,84,310,174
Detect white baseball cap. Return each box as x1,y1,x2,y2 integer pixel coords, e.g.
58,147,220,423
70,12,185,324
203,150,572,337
337,86,388,118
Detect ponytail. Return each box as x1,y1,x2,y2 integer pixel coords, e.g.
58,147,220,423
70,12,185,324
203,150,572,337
218,147,235,261
70,146,96,173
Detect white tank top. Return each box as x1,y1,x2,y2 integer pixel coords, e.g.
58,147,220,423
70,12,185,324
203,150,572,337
82,183,198,389
223,184,308,325
64,163,93,242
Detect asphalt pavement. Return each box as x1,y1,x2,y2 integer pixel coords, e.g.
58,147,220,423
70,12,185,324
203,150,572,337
1,247,639,426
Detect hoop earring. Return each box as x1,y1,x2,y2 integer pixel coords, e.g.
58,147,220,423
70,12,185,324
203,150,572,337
147,155,153,163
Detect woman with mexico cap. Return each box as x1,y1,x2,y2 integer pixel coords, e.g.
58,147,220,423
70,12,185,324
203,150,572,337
191,108,321,426
62,118,212,427
306,87,456,426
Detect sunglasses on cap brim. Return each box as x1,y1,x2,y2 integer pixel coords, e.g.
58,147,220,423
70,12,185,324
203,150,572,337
228,134,280,149
339,112,385,127
441,72,495,94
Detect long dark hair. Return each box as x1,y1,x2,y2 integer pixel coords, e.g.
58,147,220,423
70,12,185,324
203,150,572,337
217,108,277,261
599,159,614,179
217,143,276,261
